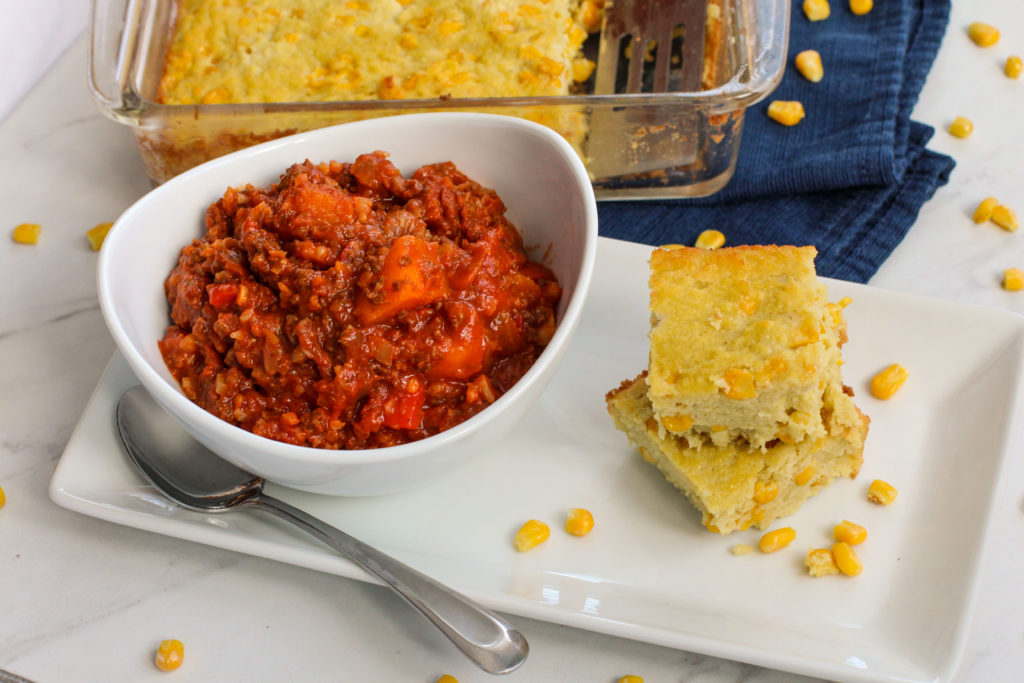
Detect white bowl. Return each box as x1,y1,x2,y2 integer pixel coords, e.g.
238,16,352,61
98,113,598,495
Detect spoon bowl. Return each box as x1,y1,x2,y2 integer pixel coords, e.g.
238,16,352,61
116,384,529,675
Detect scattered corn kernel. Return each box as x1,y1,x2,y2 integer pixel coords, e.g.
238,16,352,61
618,676,644,683
1006,56,1023,79
795,50,824,82
12,223,41,245
973,197,1000,223
832,541,863,576
992,205,1019,232
869,363,908,399
436,676,459,683
867,479,898,505
565,508,594,537
967,22,1000,47
805,548,839,577
767,100,805,126
849,0,872,15
731,543,755,556
695,229,726,250
794,465,816,486
86,222,114,251
802,0,830,22
759,527,797,553
1003,268,1024,291
0,485,6,510
948,116,974,139
833,520,867,545
154,639,184,672
514,519,550,552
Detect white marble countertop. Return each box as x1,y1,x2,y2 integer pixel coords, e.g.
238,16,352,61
1,1,1022,682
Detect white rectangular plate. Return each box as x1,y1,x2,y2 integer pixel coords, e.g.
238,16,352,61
51,237,1024,682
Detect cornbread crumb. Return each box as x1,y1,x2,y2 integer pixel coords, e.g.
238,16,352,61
805,547,839,576
731,543,755,556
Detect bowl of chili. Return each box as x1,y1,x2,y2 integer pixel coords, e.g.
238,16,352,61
99,112,597,495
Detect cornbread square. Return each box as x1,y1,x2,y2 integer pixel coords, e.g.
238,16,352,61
647,245,845,449
606,373,868,534
157,0,594,105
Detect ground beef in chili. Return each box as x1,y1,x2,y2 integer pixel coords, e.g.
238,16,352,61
159,151,561,449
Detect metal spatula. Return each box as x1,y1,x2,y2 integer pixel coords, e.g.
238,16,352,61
587,0,710,180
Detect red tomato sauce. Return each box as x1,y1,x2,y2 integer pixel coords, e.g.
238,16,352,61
159,151,561,449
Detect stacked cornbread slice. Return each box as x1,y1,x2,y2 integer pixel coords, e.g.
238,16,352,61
606,245,869,534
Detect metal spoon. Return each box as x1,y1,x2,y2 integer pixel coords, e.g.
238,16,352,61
116,385,528,675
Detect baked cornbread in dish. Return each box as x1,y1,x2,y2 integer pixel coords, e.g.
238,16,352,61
647,245,845,450
606,373,868,534
156,0,596,105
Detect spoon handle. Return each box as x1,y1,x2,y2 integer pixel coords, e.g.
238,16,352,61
242,493,528,675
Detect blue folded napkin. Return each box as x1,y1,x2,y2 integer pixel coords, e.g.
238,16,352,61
598,0,955,283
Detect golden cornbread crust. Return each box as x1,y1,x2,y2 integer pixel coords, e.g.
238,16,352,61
647,245,844,450
606,373,868,534
157,0,594,105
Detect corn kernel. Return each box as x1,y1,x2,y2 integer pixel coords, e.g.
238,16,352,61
833,520,867,545
759,527,796,553
87,222,114,251
973,197,1000,223
867,479,898,505
514,519,550,552
795,50,824,82
849,0,872,15
565,508,594,537
766,100,805,126
794,465,816,486
805,547,839,576
661,413,694,432
695,229,726,250
1006,56,1023,79
12,223,41,245
618,676,644,683
731,543,755,556
438,20,464,35
722,368,756,399
1003,268,1024,291
948,116,974,138
572,58,595,82
753,480,779,504
992,205,1019,232
436,676,459,683
0,485,6,509
803,0,830,22
154,639,184,672
968,22,1000,47
832,542,863,576
869,363,908,399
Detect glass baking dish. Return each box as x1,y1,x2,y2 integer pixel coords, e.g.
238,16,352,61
88,0,788,199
